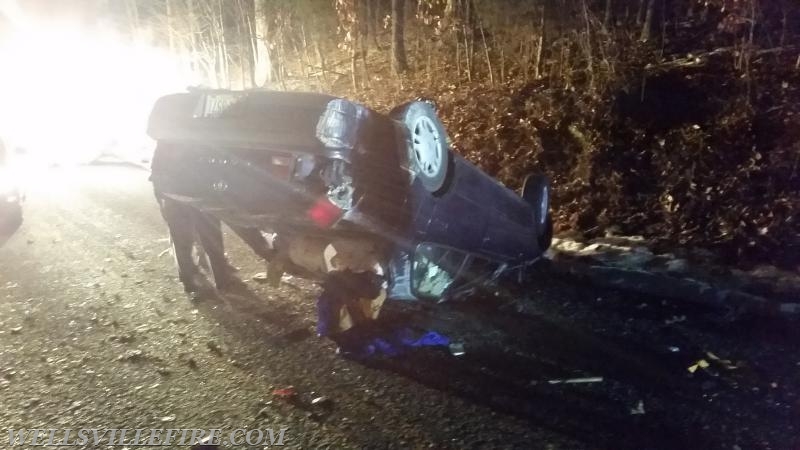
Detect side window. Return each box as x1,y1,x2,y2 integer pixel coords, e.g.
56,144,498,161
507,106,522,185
411,243,467,299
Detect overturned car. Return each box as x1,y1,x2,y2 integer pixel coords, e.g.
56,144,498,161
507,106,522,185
147,90,551,306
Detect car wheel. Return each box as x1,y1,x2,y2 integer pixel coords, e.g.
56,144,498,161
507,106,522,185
522,173,552,251
538,215,553,251
393,101,451,193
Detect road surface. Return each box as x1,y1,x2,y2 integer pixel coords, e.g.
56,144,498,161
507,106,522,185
0,164,797,449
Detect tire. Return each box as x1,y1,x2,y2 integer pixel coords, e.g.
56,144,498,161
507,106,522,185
521,173,552,251
392,101,451,193
538,215,553,251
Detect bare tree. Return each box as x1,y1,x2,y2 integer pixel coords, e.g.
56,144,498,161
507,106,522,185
366,0,380,48
391,0,409,74
123,0,140,40
253,0,272,86
640,0,655,41
165,0,176,53
604,0,612,27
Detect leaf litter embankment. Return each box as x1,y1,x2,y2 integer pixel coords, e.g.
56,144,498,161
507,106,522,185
335,44,799,272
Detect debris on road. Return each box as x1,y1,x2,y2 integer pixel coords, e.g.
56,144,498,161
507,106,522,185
335,327,451,358
549,236,800,319
67,400,83,412
185,357,198,370
251,272,268,283
256,406,271,419
665,315,687,325
206,341,223,356
448,342,466,357
687,359,710,374
9,326,23,334
779,303,800,314
117,349,145,362
706,351,741,370
630,400,646,415
272,386,297,399
190,435,220,450
311,395,331,407
547,377,604,385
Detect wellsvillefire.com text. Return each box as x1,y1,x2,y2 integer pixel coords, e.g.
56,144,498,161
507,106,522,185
8,428,288,447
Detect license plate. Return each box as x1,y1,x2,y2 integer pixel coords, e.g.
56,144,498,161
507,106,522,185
194,93,246,118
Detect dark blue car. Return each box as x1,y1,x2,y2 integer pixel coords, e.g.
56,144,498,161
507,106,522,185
147,90,551,302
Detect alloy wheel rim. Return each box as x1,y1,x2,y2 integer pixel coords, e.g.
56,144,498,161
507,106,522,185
412,116,443,177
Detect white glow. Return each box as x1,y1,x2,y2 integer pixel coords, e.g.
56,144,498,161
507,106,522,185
0,11,195,166
0,167,15,195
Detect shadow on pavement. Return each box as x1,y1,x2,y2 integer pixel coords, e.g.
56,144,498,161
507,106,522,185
187,273,796,450
189,279,678,448
353,303,691,450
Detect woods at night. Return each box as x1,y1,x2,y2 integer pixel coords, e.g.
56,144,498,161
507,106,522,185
0,1,799,449
27,0,793,268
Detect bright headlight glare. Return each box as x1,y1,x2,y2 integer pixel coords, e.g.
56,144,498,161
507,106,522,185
0,11,193,166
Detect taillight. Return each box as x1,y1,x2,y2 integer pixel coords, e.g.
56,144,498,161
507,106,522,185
270,154,294,180
307,197,343,228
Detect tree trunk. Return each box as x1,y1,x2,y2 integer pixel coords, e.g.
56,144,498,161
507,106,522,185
358,0,368,57
235,0,250,88
583,0,595,91
367,0,380,48
604,0,613,27
216,0,230,88
185,0,202,80
237,0,257,88
636,0,644,25
640,0,655,42
124,0,140,40
391,0,408,74
357,0,369,85
253,0,272,86
165,0,175,54
479,22,493,86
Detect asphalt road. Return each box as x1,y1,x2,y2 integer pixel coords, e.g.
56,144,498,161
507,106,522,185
0,164,797,449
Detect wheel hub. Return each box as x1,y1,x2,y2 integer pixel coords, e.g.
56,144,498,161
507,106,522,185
412,116,442,177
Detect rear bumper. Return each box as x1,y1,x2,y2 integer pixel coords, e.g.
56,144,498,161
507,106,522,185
163,190,387,243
